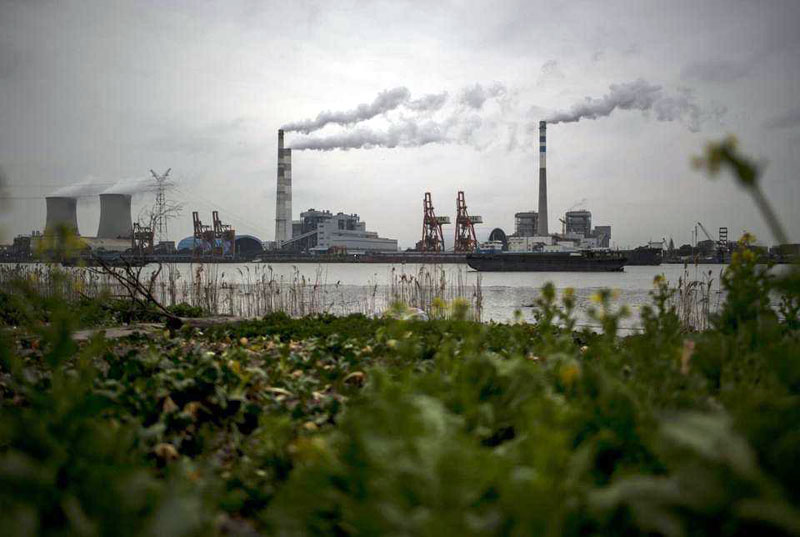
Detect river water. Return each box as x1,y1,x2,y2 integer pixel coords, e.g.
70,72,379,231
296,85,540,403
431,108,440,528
152,262,726,330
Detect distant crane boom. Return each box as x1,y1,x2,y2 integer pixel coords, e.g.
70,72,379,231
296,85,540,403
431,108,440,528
697,222,714,243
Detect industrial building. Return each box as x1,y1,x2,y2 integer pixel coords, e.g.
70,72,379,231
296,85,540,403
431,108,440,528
176,234,264,257
593,225,611,248
280,209,397,253
514,211,538,237
565,210,592,237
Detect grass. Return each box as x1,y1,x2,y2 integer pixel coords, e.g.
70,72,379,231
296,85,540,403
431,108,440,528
0,262,483,322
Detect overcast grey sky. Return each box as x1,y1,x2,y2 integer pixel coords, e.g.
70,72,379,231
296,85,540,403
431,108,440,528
1,0,799,248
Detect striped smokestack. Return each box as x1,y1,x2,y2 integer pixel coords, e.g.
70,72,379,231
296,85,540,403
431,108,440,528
97,193,132,239
275,129,292,243
536,120,548,236
45,196,79,236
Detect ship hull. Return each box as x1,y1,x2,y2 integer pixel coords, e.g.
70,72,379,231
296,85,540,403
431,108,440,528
620,247,662,266
466,252,626,272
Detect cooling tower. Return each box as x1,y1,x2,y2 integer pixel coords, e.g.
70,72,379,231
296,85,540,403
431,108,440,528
275,129,292,243
45,196,79,236
97,193,132,239
536,120,548,236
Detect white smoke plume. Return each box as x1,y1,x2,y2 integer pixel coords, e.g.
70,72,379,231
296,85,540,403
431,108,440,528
50,177,112,198
459,82,507,110
291,120,452,151
50,175,157,198
288,82,510,151
406,91,448,112
102,176,157,196
286,78,720,152
546,79,715,131
281,87,448,134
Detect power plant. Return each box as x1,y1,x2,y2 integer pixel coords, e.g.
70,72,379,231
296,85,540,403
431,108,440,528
45,196,79,236
11,117,784,267
472,120,618,256
97,193,133,239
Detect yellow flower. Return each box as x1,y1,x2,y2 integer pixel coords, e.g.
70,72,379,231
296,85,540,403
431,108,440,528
560,363,581,386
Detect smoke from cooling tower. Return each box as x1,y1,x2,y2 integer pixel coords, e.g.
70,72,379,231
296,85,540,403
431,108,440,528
50,177,110,198
281,87,448,135
546,78,715,131
49,175,157,198
102,176,157,196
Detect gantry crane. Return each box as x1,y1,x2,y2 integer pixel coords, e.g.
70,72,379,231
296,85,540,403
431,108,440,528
212,210,236,258
454,191,482,252
192,211,215,257
421,192,450,252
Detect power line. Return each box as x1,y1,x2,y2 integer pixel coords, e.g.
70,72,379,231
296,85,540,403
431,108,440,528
174,186,266,237
5,183,118,188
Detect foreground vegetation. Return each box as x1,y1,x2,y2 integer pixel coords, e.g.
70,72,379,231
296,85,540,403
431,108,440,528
1,235,798,536
0,261,483,321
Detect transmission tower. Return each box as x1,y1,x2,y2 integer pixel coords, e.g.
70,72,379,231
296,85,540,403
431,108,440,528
150,168,172,243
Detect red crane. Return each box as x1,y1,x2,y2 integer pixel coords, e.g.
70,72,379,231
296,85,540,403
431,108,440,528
454,191,482,252
192,211,214,257
421,192,449,252
212,210,236,257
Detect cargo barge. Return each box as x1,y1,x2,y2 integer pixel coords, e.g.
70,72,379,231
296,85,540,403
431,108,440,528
619,245,663,266
466,250,627,272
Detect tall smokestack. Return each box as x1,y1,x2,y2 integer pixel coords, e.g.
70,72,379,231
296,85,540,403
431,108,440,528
537,120,548,236
97,193,132,239
275,129,292,243
45,196,79,236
